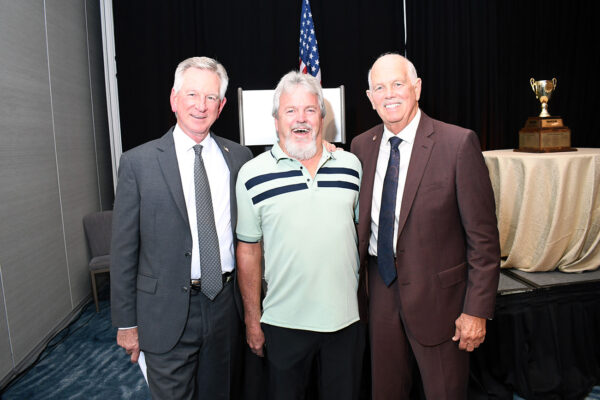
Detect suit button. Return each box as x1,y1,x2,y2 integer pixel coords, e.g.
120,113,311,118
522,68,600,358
182,286,188,292
184,252,192,257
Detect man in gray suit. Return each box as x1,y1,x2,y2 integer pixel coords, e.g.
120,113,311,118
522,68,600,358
111,56,253,399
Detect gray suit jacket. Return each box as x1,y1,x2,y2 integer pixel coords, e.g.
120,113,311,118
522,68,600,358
110,127,253,353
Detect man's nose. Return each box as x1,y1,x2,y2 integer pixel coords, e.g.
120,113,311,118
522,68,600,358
194,96,208,111
297,110,311,122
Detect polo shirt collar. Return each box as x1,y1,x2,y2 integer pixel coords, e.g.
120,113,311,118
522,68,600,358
270,141,335,163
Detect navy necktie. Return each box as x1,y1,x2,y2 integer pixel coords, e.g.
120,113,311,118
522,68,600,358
377,136,402,286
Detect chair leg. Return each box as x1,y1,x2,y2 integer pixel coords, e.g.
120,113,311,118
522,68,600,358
91,271,100,313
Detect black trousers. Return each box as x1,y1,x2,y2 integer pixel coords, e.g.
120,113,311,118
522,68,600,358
144,281,242,400
262,321,365,400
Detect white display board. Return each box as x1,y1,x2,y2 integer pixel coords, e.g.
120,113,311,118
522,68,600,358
238,86,346,146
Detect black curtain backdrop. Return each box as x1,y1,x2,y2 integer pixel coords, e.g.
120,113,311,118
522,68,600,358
111,2,600,398
113,1,599,153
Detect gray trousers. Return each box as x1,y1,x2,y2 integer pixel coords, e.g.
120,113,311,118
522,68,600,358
144,280,242,400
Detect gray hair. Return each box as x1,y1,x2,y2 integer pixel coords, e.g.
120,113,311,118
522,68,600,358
272,71,326,118
367,53,419,90
172,56,229,99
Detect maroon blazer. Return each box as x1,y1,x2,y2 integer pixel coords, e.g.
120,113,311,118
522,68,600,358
351,111,500,346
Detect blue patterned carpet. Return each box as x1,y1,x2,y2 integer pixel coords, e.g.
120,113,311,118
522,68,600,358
589,387,600,400
514,386,600,400
1,287,598,399
1,289,150,400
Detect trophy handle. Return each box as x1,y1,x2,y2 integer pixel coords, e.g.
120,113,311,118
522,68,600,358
552,78,557,90
530,78,536,93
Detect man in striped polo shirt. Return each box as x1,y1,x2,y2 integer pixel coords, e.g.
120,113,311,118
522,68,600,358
236,71,364,399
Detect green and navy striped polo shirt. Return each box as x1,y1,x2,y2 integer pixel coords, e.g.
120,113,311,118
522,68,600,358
236,142,362,332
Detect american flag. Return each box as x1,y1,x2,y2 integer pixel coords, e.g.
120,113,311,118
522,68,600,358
299,0,321,82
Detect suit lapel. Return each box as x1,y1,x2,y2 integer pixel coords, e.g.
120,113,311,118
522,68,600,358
397,113,435,236
213,135,234,172
156,128,189,226
212,135,237,228
361,126,384,223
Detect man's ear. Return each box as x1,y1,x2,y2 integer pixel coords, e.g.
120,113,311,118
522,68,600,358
217,96,227,117
414,78,422,101
170,89,178,113
366,90,375,110
273,116,280,139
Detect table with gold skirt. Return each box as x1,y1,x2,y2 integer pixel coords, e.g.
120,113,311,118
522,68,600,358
483,148,600,272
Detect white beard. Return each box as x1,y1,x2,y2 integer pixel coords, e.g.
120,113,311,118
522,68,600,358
284,136,318,160
280,123,319,161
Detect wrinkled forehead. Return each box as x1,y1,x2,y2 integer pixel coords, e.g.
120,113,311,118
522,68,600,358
371,57,410,85
280,85,319,107
180,68,221,90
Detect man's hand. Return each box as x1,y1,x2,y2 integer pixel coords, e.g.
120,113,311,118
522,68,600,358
237,241,266,357
117,327,140,363
452,313,486,352
245,321,265,357
323,140,342,152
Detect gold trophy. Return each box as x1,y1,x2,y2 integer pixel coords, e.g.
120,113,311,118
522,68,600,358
517,77,574,152
530,78,556,117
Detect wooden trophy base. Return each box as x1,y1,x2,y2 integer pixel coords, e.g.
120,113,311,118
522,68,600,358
515,116,576,153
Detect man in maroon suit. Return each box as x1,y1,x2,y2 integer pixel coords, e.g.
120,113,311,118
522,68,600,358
351,53,500,399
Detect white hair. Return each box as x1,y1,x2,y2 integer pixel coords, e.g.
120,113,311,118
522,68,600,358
272,71,326,118
172,56,228,99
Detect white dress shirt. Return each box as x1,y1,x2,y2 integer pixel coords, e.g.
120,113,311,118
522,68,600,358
173,124,234,279
369,109,421,257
